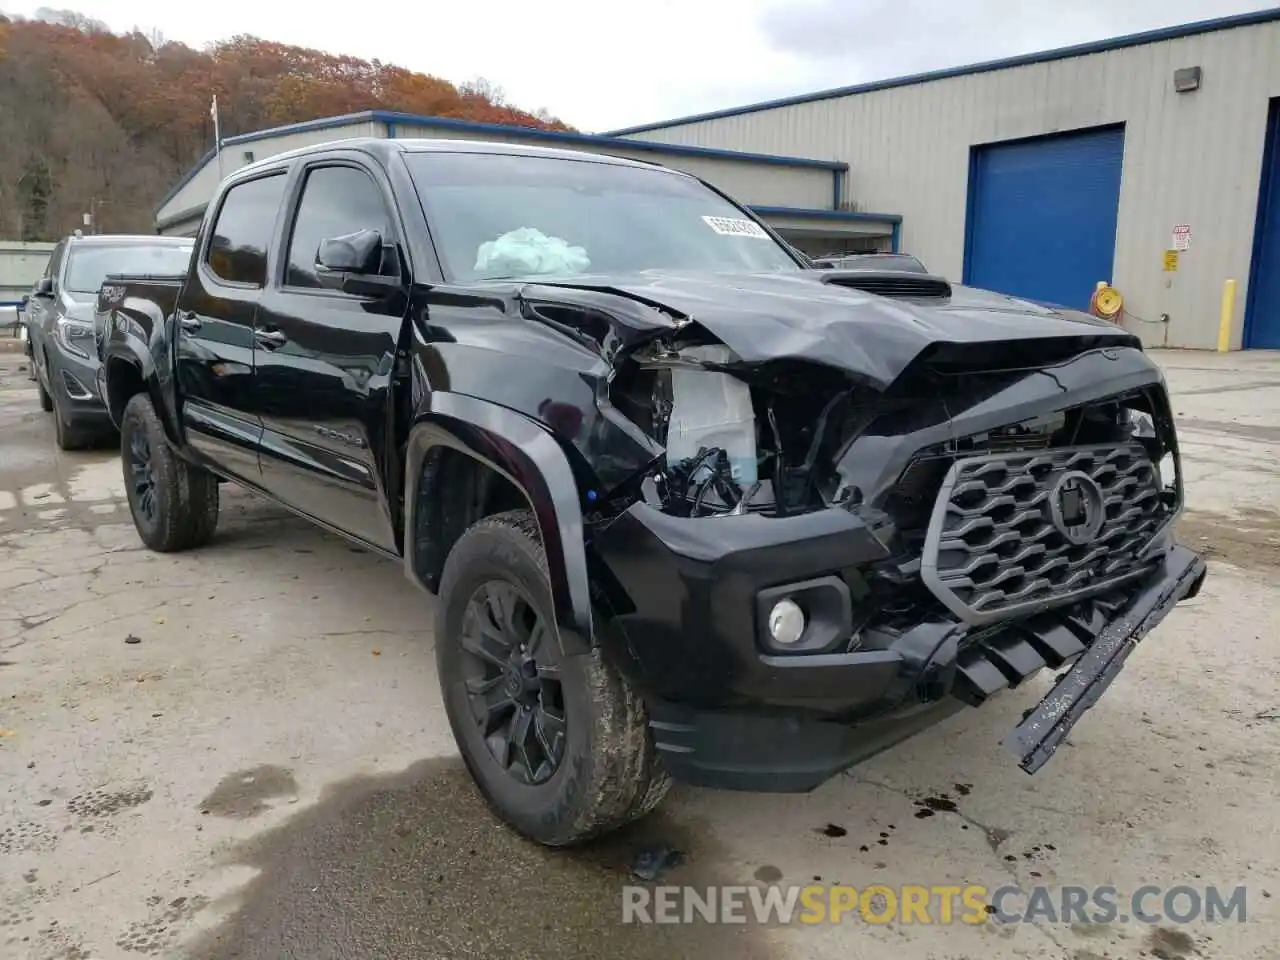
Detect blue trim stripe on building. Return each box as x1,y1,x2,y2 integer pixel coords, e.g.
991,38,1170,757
375,112,845,169
748,205,901,224
602,7,1280,137
155,110,847,215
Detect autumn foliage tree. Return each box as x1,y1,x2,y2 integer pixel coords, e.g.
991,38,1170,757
0,10,572,240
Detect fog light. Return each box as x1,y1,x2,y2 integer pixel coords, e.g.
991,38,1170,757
768,599,806,646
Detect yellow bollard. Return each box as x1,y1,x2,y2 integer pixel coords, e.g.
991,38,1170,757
1217,279,1236,353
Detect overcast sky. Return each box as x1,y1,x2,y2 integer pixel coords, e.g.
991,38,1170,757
3,0,1273,131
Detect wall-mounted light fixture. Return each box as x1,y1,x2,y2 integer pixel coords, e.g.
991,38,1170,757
1173,66,1202,93
243,150,255,163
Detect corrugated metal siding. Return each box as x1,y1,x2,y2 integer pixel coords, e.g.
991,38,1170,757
620,22,1280,348
156,216,202,238
0,241,56,302
156,120,381,223
386,126,832,209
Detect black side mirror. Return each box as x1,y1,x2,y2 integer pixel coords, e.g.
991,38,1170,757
34,277,54,297
317,229,382,273
315,229,401,297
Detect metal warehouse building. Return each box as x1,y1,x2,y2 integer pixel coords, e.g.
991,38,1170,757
154,114,901,256
606,8,1280,351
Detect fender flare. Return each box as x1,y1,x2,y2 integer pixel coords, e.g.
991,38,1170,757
101,309,183,446
403,392,593,657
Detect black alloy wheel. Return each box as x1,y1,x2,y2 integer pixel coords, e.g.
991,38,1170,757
458,580,567,785
126,424,159,531
436,509,670,846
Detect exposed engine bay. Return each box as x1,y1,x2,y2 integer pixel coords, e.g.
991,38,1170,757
609,338,865,518
608,335,1176,529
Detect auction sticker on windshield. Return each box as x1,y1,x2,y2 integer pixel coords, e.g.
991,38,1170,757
702,215,770,239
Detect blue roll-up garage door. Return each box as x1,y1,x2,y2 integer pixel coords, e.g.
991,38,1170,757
1245,98,1280,349
964,126,1125,310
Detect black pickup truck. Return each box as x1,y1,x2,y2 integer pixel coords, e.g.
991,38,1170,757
99,137,1206,846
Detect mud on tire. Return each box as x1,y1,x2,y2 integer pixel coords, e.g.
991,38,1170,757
120,392,220,552
436,509,670,846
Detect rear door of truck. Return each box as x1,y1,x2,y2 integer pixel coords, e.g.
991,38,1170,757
175,170,289,483
251,149,409,552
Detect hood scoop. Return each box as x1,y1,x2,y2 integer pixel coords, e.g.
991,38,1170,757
819,269,952,301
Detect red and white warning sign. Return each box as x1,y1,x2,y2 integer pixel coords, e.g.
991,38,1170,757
1172,224,1192,251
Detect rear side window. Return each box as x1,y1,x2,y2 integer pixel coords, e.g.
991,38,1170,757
206,174,287,287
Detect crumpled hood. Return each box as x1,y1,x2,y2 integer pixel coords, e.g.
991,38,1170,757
522,270,1140,390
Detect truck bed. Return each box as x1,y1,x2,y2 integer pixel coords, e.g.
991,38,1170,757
95,273,187,350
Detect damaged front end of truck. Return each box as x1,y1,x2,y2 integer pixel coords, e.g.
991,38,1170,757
502,268,1208,792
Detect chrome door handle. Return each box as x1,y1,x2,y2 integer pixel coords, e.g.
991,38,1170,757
255,328,288,348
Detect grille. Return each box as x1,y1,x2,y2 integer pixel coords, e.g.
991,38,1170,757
920,442,1167,625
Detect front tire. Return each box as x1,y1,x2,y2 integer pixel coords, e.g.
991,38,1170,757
52,388,95,451
436,509,670,846
120,392,220,552
37,377,53,412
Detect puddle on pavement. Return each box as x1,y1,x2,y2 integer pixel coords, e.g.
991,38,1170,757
188,757,778,960
1178,507,1280,572
199,765,300,819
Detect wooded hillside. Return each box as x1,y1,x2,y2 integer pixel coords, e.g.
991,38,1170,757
0,9,571,241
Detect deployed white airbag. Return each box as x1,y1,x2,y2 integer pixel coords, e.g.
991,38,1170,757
475,227,590,277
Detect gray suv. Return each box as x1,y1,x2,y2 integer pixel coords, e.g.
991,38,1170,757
25,234,193,449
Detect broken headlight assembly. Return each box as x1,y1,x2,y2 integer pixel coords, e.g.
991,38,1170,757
1119,405,1178,500
1123,407,1157,439
609,340,862,519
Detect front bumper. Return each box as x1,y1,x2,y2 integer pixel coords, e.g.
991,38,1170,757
593,503,1206,792
50,343,109,419
1003,541,1206,773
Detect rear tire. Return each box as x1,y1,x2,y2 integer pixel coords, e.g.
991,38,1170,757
120,392,219,552
436,509,670,846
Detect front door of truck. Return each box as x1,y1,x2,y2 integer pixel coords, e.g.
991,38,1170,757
253,155,407,552
175,171,289,482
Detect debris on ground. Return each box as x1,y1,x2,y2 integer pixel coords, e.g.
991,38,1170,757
631,845,684,882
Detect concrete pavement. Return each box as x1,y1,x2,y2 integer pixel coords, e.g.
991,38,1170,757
1,349,1278,960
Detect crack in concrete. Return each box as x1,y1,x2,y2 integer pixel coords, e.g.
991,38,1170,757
1175,379,1280,397
1179,418,1280,443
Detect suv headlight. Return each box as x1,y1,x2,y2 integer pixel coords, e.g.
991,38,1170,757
55,316,95,360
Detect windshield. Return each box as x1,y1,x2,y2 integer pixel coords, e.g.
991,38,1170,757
404,152,803,282
63,243,194,295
